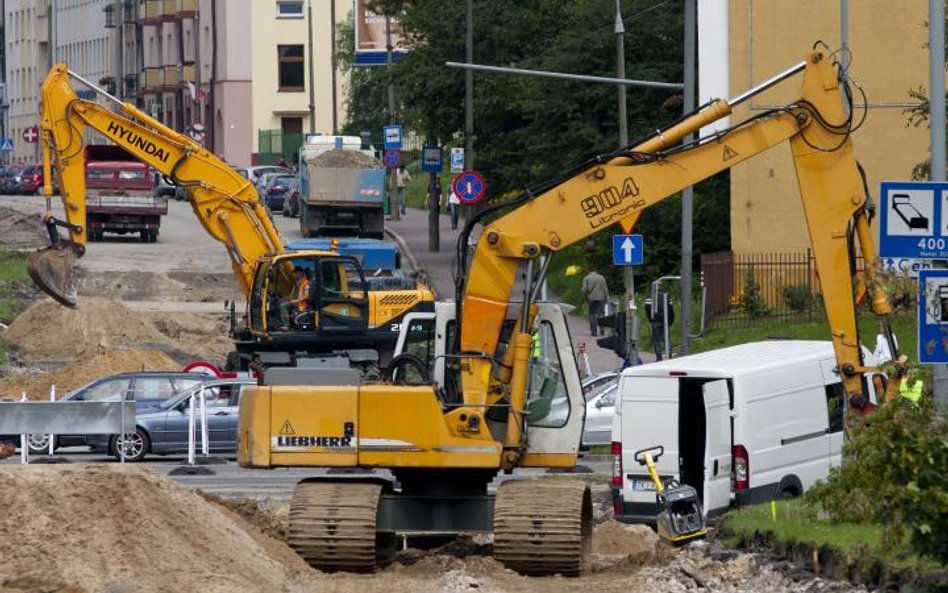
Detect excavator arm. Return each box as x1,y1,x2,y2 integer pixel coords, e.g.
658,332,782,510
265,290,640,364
30,64,282,306
458,50,900,466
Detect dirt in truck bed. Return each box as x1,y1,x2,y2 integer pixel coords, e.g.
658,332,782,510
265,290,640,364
306,148,384,168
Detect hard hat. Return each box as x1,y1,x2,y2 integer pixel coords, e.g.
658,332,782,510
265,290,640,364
565,265,583,277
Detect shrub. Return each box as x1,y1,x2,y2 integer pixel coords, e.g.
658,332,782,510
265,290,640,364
740,268,769,318
780,283,814,312
806,399,948,564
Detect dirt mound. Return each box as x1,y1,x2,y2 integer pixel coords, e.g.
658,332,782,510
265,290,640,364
307,148,384,169
0,207,48,249
6,298,168,360
0,465,319,593
0,347,179,399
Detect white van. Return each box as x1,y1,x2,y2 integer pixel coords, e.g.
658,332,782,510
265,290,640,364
610,340,877,523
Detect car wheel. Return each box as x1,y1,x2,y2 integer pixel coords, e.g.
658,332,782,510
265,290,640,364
26,434,54,454
111,428,149,462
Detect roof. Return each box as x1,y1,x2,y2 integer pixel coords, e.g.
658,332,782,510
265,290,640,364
623,340,844,380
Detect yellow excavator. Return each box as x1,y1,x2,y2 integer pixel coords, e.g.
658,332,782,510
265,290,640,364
29,65,434,375
237,46,905,576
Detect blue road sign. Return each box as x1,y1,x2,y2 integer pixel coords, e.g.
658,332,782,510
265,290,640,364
450,148,464,173
383,149,402,169
917,269,948,363
879,181,948,259
420,146,443,173
612,234,643,266
0,138,12,152
383,125,403,150
452,170,486,204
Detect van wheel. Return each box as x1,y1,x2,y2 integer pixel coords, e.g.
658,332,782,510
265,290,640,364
780,487,799,499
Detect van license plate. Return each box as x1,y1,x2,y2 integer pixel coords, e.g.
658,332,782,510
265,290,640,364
630,477,657,491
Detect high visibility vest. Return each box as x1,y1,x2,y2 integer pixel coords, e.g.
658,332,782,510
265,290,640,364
900,379,923,404
530,332,541,359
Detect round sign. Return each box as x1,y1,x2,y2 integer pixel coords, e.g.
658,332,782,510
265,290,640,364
383,148,402,169
182,361,223,378
452,170,486,204
187,124,206,142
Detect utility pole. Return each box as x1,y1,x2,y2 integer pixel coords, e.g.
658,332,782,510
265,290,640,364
463,0,474,219
307,0,316,134
330,0,338,134
386,13,399,221
428,137,439,252
679,0,696,355
616,0,637,366
930,0,948,406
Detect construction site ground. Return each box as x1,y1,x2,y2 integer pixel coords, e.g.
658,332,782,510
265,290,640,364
0,197,868,592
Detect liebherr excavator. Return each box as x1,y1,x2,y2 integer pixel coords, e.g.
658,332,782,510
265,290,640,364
29,65,433,374
237,47,903,575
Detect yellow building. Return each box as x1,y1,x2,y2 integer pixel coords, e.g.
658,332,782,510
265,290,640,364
721,1,932,253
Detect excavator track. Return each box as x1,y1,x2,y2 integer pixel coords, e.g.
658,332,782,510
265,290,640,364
493,479,592,577
288,481,386,573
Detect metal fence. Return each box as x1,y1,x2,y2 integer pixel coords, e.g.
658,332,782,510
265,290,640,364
257,130,304,166
701,250,821,328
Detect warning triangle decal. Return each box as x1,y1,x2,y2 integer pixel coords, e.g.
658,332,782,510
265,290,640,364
723,145,738,161
279,420,295,436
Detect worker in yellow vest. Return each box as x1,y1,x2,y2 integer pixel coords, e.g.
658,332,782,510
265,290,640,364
899,375,923,404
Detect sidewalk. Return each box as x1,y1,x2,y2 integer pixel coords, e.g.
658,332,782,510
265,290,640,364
385,207,632,375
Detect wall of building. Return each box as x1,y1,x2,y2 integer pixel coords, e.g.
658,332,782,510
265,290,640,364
727,0,932,254
203,0,253,165
6,0,47,163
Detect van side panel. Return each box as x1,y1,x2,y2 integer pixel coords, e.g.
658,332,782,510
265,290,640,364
734,363,830,502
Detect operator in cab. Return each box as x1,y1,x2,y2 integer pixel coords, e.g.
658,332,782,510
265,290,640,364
280,266,311,329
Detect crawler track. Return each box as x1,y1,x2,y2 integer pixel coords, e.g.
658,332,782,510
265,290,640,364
493,479,593,576
287,481,384,573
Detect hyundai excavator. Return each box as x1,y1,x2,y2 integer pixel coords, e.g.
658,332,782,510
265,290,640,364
238,46,903,575
29,65,434,375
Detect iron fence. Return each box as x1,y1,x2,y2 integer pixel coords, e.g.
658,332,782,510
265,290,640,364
257,130,304,166
701,250,821,328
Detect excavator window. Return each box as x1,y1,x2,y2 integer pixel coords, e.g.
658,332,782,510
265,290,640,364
525,321,569,428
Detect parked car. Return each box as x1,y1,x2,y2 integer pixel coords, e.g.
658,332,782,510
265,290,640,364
263,174,296,211
582,371,619,401
246,165,291,186
20,371,207,453
0,165,22,194
254,169,291,198
155,172,177,199
87,378,256,462
18,163,45,195
582,383,617,447
282,177,303,218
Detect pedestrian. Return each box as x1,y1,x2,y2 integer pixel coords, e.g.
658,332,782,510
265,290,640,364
396,166,411,214
448,187,461,230
581,267,609,337
647,294,674,361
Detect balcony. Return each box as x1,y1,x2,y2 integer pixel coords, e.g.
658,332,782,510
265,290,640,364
163,65,180,87
140,68,163,92
180,64,197,84
157,0,198,19
139,0,161,22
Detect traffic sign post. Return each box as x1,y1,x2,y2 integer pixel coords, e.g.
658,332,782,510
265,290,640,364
383,149,402,169
879,181,948,259
917,269,948,364
421,146,443,173
452,170,486,204
383,125,403,150
612,234,643,266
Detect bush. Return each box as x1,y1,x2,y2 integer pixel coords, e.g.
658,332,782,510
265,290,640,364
740,268,769,318
806,400,948,564
780,283,814,312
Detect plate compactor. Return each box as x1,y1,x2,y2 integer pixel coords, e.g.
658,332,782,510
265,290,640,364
634,445,707,545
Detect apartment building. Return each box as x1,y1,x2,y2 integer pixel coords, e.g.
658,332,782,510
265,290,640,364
5,0,52,163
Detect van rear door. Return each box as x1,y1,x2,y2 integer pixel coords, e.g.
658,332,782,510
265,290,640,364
619,376,679,516
702,380,732,513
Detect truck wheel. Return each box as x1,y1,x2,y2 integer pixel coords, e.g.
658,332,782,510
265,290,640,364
140,232,149,243
149,231,158,243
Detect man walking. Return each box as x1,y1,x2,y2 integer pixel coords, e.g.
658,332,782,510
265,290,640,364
581,267,609,336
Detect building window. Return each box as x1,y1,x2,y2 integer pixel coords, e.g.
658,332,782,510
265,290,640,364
278,45,305,91
277,1,304,18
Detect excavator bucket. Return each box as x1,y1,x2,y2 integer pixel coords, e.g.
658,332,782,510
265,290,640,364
27,244,81,308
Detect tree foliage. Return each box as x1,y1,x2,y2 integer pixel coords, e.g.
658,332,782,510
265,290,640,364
338,1,731,288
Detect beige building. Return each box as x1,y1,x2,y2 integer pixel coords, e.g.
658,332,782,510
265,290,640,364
716,1,932,254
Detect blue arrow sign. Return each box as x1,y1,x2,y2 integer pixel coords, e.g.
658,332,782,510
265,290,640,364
613,234,643,266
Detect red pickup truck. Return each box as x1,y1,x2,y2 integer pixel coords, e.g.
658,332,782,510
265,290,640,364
85,145,167,243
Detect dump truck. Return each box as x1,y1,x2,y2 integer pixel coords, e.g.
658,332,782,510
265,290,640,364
85,145,167,243
298,136,386,239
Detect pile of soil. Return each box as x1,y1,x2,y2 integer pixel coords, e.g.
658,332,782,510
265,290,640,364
0,347,179,400
0,465,319,593
5,298,168,360
3,297,233,366
0,207,48,249
306,149,384,169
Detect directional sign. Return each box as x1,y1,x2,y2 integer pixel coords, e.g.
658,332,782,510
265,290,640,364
22,127,39,144
452,170,486,204
0,138,13,152
450,147,465,173
879,181,948,259
383,124,403,150
881,257,933,279
383,149,402,169
612,234,643,266
917,269,948,363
